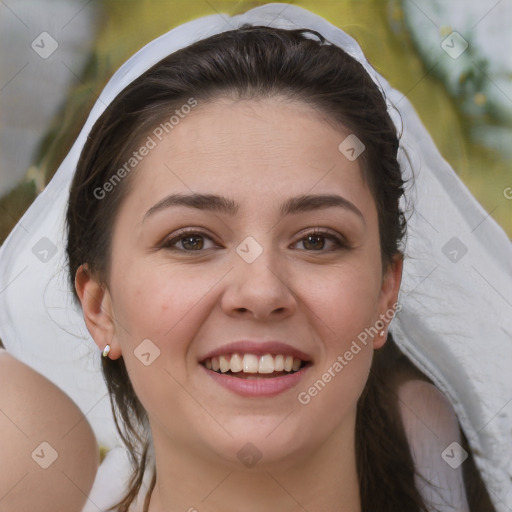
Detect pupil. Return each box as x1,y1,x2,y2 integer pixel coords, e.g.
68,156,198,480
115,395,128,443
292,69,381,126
183,236,203,250
305,235,324,250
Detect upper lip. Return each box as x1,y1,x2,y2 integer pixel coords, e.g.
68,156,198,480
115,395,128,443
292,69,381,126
199,341,313,363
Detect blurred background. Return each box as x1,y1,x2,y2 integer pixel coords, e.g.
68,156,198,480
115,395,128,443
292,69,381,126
0,0,511,242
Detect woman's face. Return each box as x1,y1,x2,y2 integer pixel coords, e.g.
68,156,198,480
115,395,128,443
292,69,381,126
83,96,401,471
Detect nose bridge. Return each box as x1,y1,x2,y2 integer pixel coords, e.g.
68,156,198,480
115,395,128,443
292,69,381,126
236,234,289,289
222,234,296,318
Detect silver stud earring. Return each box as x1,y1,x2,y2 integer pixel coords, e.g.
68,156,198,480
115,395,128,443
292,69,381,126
102,344,111,358
380,331,386,337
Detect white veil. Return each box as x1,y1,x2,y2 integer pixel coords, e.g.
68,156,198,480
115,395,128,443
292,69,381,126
0,3,510,510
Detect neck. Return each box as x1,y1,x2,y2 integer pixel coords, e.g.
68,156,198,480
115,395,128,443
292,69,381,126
145,413,361,512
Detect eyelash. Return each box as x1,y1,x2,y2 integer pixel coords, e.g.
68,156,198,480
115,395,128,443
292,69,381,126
160,228,350,253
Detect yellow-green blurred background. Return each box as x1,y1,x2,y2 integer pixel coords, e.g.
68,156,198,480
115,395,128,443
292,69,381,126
1,0,510,242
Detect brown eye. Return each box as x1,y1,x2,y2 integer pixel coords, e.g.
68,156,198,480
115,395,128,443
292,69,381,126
162,230,217,252
302,234,326,250
293,230,349,252
180,234,204,251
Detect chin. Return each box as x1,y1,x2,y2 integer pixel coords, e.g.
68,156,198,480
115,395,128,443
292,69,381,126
199,415,322,472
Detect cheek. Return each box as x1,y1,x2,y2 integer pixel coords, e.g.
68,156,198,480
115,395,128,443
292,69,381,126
295,271,376,435
302,266,377,383
292,257,380,414
300,258,382,345
110,259,213,341
107,263,212,416
108,257,231,406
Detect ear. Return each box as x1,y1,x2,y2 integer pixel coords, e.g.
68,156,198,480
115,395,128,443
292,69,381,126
75,264,122,359
373,253,403,349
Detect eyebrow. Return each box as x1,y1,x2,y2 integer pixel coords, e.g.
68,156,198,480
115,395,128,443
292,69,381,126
143,193,365,223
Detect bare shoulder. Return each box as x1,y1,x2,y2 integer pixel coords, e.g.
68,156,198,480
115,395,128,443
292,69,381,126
0,348,99,512
396,376,470,511
397,377,460,433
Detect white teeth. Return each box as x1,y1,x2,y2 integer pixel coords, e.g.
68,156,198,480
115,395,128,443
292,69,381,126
230,353,243,373
258,354,275,373
242,354,259,373
219,355,230,373
202,353,305,374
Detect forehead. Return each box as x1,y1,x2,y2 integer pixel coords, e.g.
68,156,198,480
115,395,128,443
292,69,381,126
119,97,376,222
143,98,362,180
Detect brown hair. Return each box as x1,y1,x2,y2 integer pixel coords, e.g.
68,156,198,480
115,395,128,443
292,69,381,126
66,25,492,512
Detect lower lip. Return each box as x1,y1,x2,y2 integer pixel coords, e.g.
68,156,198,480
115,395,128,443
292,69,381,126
200,364,310,397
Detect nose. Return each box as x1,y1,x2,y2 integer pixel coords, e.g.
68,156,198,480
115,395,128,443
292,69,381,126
220,243,297,321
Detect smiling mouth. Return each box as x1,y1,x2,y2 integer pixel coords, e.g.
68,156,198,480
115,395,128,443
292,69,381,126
201,353,308,378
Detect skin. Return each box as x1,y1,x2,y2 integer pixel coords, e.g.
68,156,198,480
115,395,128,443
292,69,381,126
76,96,403,512
398,379,470,511
0,347,99,512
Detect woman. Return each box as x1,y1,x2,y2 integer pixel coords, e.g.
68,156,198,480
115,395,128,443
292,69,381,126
0,4,510,512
